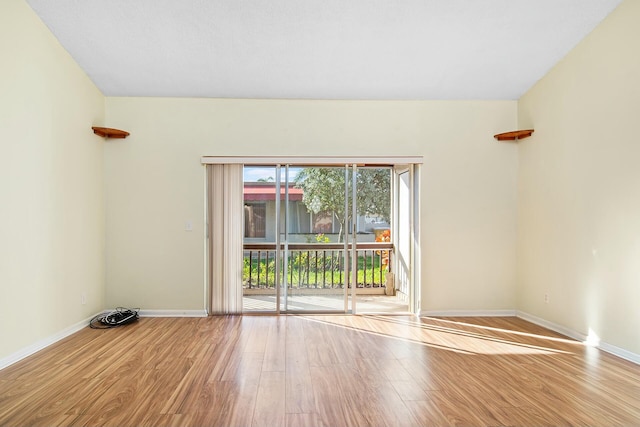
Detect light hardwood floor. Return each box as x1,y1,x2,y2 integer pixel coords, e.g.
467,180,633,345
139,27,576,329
0,315,639,426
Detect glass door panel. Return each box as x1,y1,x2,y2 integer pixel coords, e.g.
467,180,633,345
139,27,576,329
352,167,409,313
387,169,411,313
285,166,349,312
242,166,279,312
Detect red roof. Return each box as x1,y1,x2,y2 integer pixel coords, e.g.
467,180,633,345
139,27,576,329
244,183,303,201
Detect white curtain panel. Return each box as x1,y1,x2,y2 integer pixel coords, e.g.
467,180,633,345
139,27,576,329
207,164,244,314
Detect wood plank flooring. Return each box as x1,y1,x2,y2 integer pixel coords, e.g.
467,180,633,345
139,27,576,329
0,315,639,426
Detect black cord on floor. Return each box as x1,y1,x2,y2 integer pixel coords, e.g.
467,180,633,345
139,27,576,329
90,307,140,329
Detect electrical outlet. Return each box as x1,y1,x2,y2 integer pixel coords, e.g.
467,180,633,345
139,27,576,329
544,293,549,304
81,292,87,305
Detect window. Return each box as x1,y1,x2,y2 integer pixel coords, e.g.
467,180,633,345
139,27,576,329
311,210,334,234
244,203,266,238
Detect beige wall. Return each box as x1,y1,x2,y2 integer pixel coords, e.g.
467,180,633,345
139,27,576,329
0,0,105,360
518,0,640,354
104,98,519,313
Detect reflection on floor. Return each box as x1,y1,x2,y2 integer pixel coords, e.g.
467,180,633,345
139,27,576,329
243,293,409,313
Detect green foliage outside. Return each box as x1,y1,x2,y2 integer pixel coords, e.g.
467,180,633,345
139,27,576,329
294,167,390,242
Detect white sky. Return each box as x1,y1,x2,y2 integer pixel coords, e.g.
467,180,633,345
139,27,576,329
243,166,301,182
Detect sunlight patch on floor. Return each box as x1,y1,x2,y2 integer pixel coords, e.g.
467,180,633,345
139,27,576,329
302,315,576,356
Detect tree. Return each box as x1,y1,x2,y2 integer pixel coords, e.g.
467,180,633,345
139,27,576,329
294,167,390,242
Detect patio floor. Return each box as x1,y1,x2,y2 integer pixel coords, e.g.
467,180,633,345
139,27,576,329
243,293,409,313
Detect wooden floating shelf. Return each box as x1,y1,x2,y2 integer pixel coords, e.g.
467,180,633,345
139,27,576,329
92,126,130,139
494,129,534,141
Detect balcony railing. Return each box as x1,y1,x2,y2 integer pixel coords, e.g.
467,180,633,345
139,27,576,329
243,243,392,289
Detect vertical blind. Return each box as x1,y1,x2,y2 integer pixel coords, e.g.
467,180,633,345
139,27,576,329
207,164,244,314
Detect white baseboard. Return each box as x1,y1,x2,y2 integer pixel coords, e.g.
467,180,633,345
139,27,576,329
598,341,640,365
515,311,587,342
0,312,101,371
422,309,517,317
138,309,208,317
517,310,640,365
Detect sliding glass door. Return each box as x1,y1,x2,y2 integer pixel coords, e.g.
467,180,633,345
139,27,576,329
242,163,411,314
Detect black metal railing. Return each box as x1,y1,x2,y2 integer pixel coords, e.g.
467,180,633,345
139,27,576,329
243,243,392,289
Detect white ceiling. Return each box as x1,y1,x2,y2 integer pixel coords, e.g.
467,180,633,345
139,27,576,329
26,0,622,100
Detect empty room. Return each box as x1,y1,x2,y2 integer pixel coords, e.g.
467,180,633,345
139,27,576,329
1,0,639,426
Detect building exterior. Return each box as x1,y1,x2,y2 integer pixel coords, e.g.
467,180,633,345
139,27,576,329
244,182,388,243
